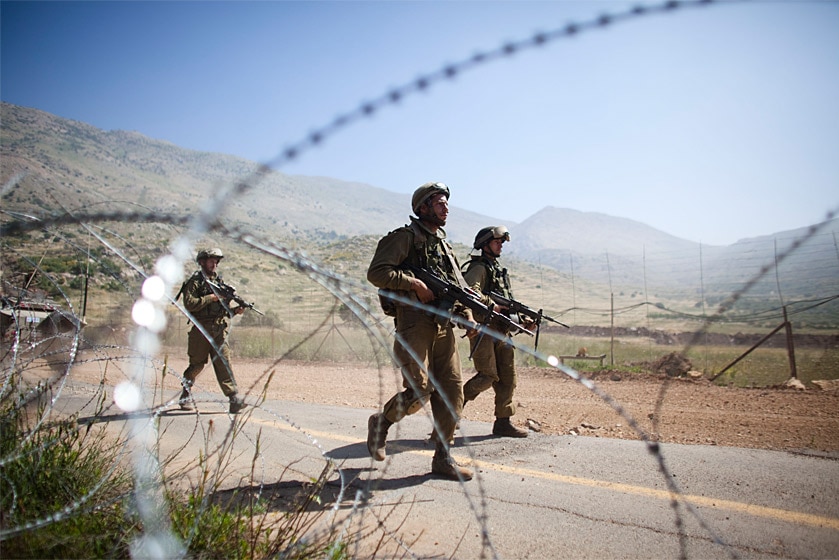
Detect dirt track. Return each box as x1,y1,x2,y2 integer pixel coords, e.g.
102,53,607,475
223,359,839,454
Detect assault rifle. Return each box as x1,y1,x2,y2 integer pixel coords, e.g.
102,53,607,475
489,291,569,350
206,279,265,316
404,265,532,338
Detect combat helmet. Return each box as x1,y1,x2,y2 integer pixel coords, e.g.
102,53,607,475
196,247,224,262
411,182,450,215
473,226,510,249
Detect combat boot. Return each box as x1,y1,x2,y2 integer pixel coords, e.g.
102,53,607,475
431,444,472,481
493,417,528,438
367,413,391,461
178,385,193,411
229,394,246,414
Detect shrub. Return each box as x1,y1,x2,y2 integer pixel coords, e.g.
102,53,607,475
0,403,137,558
0,390,351,559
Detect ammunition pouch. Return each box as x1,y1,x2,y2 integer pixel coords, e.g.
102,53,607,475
378,289,399,317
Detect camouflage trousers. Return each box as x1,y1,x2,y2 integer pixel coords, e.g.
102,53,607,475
182,321,238,398
381,307,463,443
464,333,517,418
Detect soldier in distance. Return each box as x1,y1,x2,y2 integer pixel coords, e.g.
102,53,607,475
177,248,246,414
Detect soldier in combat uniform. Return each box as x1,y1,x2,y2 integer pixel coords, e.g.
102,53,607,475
462,226,533,438
178,248,246,414
366,182,476,481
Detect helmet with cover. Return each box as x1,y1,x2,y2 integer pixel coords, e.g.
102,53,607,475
473,226,510,249
196,247,224,262
411,182,450,215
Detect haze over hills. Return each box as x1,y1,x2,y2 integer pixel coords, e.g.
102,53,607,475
2,101,837,299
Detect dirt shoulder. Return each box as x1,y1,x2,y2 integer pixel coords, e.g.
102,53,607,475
225,359,839,455
47,351,839,455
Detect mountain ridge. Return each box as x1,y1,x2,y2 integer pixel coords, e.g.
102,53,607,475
0,101,710,249
2,101,837,298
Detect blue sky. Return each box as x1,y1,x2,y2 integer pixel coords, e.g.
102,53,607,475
2,0,838,245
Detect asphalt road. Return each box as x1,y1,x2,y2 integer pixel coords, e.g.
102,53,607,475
61,385,839,559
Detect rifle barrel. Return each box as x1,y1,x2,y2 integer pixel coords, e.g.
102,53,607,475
489,291,570,329
206,280,264,316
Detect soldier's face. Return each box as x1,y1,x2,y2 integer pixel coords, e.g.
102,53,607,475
423,193,448,226
487,238,504,257
200,257,220,274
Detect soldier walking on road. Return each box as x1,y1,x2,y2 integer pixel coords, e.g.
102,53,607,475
462,226,534,438
178,248,246,414
366,182,476,481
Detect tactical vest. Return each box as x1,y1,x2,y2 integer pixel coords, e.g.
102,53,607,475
464,255,513,300
462,254,516,330
378,219,461,317
181,270,228,323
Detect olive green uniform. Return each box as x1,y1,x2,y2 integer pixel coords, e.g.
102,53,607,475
367,217,468,444
463,255,518,419
181,270,239,397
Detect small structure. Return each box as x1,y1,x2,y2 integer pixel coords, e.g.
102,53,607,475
558,353,608,367
0,299,85,342
37,309,86,337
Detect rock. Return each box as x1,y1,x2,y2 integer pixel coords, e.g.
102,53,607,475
811,380,839,392
652,352,692,377
783,378,806,391
526,418,542,432
688,370,704,379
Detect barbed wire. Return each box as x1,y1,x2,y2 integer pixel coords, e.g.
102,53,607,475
3,0,837,558
263,0,730,171
2,207,836,556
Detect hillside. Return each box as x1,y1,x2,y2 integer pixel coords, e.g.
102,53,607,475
2,101,838,311
0,102,499,247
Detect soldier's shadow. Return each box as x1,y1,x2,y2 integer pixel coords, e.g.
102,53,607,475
326,437,422,461
326,434,494,461
326,467,430,497
77,408,226,426
324,434,497,494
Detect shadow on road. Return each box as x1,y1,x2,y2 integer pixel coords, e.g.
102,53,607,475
326,433,497,461
75,407,227,426
328,466,436,496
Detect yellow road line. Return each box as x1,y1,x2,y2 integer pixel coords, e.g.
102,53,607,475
462,459,839,531
251,417,839,530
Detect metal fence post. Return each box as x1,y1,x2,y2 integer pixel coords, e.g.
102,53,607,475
783,306,797,379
